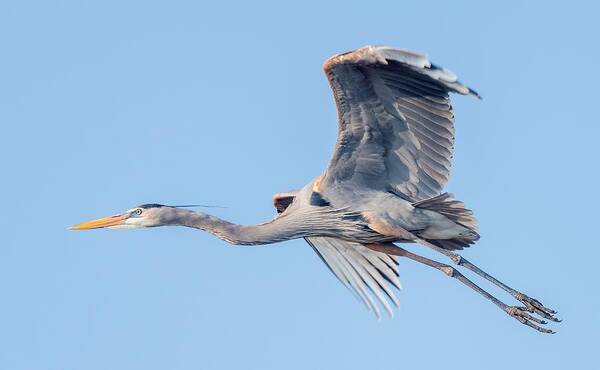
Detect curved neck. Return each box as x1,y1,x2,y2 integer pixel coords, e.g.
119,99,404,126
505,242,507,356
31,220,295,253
163,208,308,245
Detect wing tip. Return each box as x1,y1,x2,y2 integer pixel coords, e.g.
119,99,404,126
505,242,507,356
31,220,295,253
468,86,483,100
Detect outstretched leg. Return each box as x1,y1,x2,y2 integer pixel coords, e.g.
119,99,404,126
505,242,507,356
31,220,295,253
365,243,555,333
409,236,559,323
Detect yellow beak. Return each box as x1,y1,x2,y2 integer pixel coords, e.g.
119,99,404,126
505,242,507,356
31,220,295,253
68,214,127,230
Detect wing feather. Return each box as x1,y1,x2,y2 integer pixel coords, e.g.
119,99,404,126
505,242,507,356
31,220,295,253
322,45,478,201
340,247,395,317
320,241,381,317
305,237,401,318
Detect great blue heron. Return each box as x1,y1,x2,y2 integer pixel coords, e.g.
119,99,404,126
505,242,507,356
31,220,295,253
70,46,559,332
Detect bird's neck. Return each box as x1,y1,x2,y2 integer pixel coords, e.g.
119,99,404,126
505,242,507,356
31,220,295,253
166,208,307,245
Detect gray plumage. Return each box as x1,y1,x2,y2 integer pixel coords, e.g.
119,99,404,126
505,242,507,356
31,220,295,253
70,46,559,332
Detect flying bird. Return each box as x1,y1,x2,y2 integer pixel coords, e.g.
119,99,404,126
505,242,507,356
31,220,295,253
70,46,559,332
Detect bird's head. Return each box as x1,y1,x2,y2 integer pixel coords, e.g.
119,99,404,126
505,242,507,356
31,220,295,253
68,204,178,230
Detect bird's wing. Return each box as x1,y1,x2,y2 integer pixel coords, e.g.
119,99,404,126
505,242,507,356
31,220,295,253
305,236,401,319
321,45,479,201
273,194,401,318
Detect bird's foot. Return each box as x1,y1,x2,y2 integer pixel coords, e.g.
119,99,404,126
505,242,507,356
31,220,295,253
512,292,561,323
504,292,560,333
505,306,555,334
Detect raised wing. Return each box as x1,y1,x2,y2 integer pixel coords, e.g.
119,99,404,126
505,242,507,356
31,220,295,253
322,46,479,201
305,237,401,319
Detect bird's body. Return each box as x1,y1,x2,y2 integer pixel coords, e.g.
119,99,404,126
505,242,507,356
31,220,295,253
273,177,475,244
71,45,559,331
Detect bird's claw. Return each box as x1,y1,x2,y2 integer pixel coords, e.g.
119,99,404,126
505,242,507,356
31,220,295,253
513,292,561,322
505,306,555,334
504,292,560,333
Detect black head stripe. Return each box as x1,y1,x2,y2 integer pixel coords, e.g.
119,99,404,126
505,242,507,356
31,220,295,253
139,203,165,209
138,203,224,209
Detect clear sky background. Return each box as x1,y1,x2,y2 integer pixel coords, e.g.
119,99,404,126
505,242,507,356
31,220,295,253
1,1,598,369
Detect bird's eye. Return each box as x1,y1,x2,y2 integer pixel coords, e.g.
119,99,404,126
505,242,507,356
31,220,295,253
135,208,143,215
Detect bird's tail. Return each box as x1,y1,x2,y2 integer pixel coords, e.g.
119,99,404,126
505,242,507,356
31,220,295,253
412,193,479,250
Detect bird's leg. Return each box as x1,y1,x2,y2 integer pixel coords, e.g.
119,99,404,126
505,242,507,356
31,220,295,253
409,237,559,323
365,243,555,333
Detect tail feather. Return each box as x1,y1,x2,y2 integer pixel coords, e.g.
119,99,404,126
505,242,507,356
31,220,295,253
413,193,478,231
426,236,477,251
413,193,479,250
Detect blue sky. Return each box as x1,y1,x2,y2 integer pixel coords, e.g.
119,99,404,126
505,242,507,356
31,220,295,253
1,1,598,369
